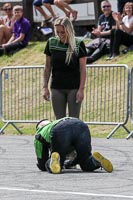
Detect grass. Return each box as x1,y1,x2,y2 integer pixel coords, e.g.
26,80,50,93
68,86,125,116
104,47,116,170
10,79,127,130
0,40,132,138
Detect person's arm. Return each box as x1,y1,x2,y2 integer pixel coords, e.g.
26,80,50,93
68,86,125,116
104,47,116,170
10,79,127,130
43,55,52,101
2,32,25,48
92,24,116,37
8,16,15,32
76,56,86,103
35,134,50,171
9,32,25,44
119,20,133,34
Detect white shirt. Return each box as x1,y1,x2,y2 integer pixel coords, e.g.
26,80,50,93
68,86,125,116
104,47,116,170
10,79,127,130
123,15,133,35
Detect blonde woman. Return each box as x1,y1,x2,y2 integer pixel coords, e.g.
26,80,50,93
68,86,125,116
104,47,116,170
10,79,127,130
0,3,15,44
43,17,87,119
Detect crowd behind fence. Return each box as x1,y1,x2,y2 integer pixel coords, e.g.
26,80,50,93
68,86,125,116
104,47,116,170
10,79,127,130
0,64,132,139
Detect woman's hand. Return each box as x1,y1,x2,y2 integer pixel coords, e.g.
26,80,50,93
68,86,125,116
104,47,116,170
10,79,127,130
76,88,84,103
43,87,50,101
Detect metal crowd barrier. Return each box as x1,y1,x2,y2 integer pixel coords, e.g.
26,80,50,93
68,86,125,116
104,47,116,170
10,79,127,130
0,65,130,138
127,67,133,139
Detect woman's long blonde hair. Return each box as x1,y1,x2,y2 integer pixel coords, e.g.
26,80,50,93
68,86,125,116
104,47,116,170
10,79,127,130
54,17,76,64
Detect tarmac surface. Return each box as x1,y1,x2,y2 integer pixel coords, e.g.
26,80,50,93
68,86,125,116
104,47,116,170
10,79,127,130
0,135,133,200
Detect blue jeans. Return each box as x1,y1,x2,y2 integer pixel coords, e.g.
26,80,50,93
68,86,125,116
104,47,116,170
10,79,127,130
33,0,53,6
51,118,100,171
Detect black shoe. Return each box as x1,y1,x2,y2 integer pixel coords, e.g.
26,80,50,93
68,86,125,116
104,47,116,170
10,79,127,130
36,163,46,171
106,53,119,60
87,56,95,64
45,160,52,173
122,48,128,54
106,54,113,60
113,53,120,57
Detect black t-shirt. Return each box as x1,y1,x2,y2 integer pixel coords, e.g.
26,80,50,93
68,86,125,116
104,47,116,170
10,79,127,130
44,37,87,89
98,12,116,38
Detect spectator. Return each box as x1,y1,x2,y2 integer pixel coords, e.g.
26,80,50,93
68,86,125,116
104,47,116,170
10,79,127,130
54,0,78,21
0,5,31,56
33,0,58,23
34,117,113,174
107,2,133,59
0,3,15,44
43,17,87,119
117,0,133,14
86,0,116,64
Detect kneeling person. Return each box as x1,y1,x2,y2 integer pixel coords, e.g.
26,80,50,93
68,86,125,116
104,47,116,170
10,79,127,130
34,117,113,174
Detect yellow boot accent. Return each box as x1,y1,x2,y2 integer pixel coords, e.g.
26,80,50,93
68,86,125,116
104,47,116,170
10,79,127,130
93,152,113,173
50,152,61,174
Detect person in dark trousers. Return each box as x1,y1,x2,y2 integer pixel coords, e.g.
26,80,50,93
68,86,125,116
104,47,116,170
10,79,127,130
34,117,113,174
0,5,30,56
86,0,116,64
107,2,133,59
43,17,87,119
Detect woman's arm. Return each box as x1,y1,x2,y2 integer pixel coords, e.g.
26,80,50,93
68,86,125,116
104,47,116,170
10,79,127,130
43,55,52,101
76,56,87,103
119,21,133,34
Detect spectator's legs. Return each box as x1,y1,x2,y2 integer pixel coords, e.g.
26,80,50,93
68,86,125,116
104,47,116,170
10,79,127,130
54,0,70,17
54,0,78,20
42,2,57,19
4,42,24,55
51,89,67,119
67,89,81,118
87,48,104,63
112,29,133,56
34,5,52,20
0,25,12,44
0,26,5,44
63,0,78,20
109,29,116,56
33,0,52,20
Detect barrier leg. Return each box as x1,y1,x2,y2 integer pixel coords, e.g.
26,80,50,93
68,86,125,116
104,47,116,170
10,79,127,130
107,124,121,139
126,131,133,140
0,122,23,135
122,124,130,134
0,122,10,135
107,124,130,139
10,123,23,135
